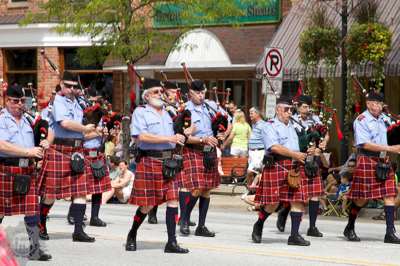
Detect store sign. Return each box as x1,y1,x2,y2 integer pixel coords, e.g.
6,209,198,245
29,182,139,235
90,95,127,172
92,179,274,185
153,0,281,28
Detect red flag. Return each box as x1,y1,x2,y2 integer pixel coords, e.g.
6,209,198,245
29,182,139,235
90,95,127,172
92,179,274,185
333,112,344,141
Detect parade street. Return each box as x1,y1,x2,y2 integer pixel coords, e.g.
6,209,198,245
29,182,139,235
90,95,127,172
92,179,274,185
3,193,399,266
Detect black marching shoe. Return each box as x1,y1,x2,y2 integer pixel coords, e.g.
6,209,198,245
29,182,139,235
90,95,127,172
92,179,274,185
164,241,189,254
251,222,263,243
72,231,95,242
39,225,49,241
343,226,360,242
148,215,158,224
90,217,107,227
29,247,52,261
384,232,400,244
288,234,310,246
307,227,323,237
178,219,196,227
180,222,190,236
276,210,288,232
125,229,137,251
195,226,215,237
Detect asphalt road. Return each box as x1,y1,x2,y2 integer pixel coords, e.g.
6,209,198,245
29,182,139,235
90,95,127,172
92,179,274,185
2,195,400,266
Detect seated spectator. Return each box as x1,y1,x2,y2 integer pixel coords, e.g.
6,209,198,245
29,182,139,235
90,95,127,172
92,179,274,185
102,160,134,204
320,173,338,210
108,155,120,181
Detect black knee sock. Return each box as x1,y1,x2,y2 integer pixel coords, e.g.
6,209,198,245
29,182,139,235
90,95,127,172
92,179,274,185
385,205,395,235
179,191,190,220
198,197,210,227
39,202,53,230
0,217,3,224
166,207,178,243
183,195,198,224
71,203,86,234
149,205,158,218
91,193,102,219
24,215,41,258
255,208,271,227
347,202,362,230
279,203,291,217
131,207,147,232
309,200,319,228
290,212,303,237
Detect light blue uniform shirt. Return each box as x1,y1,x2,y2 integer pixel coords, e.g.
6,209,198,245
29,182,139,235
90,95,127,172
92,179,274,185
84,121,102,149
248,119,267,150
0,108,34,157
262,117,300,152
186,100,218,137
52,94,84,139
130,104,175,151
354,110,387,147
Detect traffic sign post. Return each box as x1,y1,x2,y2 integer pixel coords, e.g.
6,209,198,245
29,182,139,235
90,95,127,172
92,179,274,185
262,48,283,119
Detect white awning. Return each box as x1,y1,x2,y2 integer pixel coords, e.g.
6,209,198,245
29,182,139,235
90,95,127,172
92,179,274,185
0,23,92,48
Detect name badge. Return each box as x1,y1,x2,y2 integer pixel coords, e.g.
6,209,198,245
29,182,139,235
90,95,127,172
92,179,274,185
74,140,82,147
19,159,29,168
89,151,98,157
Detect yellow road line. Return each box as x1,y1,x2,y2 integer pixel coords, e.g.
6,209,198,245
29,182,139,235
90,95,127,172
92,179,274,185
48,231,399,266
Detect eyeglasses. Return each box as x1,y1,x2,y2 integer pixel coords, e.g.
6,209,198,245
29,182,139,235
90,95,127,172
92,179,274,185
149,89,163,95
8,98,26,104
64,84,78,89
283,106,294,113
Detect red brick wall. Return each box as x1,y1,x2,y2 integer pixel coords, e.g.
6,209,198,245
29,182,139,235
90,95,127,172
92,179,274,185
36,47,60,107
0,0,42,16
282,0,293,18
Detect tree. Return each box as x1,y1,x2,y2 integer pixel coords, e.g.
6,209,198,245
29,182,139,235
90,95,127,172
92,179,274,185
23,0,267,160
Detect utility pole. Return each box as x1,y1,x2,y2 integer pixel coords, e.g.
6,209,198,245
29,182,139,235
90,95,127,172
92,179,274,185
340,0,349,163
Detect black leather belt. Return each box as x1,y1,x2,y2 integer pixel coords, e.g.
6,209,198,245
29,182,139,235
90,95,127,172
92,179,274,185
0,158,32,167
357,149,380,157
273,154,292,161
249,148,264,151
54,138,83,147
186,144,204,151
139,149,173,159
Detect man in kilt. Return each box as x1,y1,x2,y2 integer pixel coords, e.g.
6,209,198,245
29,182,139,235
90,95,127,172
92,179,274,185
126,78,189,253
252,95,312,246
38,71,97,242
0,84,51,261
178,80,224,238
276,95,328,237
343,91,400,244
66,88,111,227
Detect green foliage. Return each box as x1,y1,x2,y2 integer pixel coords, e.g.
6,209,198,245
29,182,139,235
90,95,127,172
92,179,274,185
354,0,378,24
299,27,340,66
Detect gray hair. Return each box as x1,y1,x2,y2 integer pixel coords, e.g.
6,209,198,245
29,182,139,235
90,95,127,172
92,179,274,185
250,106,264,119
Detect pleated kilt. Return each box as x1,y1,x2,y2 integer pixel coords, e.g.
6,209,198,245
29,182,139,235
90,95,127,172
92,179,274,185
129,156,179,207
39,144,94,199
255,160,308,205
303,174,324,198
348,155,396,200
0,164,38,216
84,148,111,195
178,147,220,191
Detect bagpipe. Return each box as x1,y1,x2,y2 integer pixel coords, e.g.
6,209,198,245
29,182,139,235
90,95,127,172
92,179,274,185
181,62,228,137
159,71,192,135
352,74,400,146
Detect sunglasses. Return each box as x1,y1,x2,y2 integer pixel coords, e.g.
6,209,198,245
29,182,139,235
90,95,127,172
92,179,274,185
283,106,294,113
149,89,163,95
64,84,78,89
8,98,26,104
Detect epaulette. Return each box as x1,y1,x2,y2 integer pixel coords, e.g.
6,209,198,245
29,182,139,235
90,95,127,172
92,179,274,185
357,114,365,121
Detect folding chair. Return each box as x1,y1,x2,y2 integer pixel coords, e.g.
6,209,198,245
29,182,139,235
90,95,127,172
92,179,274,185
323,196,342,217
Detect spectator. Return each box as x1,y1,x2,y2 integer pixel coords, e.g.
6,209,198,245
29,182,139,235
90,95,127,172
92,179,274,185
102,160,135,204
105,134,117,158
108,155,120,181
222,110,251,157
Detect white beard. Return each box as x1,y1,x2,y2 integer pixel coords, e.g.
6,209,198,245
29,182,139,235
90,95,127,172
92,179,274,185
149,98,164,108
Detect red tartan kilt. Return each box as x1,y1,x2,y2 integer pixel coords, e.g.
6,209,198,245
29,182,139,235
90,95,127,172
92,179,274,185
255,160,308,205
303,174,324,198
0,164,38,216
177,147,220,191
38,144,94,199
84,149,111,195
129,156,178,206
348,155,396,200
